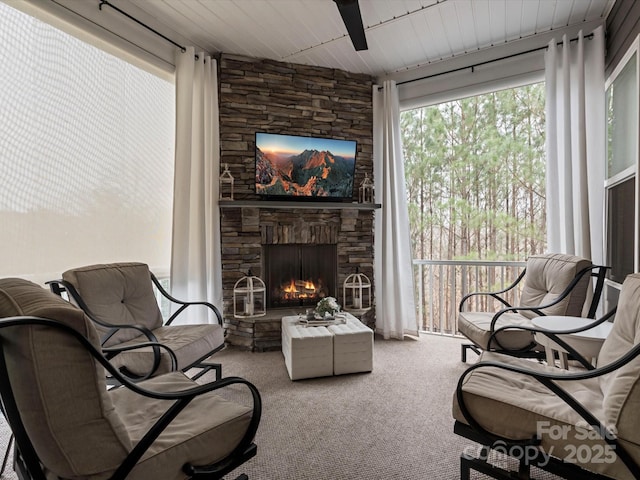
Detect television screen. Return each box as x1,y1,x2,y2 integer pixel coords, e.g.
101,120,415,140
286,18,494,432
255,132,357,200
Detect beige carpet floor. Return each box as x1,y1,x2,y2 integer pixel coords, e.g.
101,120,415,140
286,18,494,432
0,334,561,479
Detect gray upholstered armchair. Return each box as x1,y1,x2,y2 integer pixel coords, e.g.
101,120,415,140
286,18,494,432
48,262,225,382
458,253,607,362
453,273,640,480
0,277,260,480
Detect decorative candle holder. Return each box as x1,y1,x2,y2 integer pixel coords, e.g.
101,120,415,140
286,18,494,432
359,173,374,203
233,270,266,318
220,163,234,200
342,270,371,315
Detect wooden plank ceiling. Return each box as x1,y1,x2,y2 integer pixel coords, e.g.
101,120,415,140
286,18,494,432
124,0,614,77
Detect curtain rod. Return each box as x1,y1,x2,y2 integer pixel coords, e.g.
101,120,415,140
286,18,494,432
98,0,186,53
391,32,594,88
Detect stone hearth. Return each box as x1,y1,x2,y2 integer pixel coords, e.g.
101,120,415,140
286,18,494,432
227,309,300,352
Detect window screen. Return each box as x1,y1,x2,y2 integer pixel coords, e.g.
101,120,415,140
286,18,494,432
606,176,636,284
0,3,175,284
606,52,638,178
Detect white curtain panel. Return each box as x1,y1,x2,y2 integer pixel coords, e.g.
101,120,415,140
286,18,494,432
170,47,223,323
372,80,419,339
545,27,605,265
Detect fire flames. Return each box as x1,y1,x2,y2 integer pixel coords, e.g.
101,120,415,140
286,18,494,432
280,279,319,300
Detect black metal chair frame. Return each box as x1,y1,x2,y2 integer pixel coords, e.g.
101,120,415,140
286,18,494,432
0,315,261,480
454,339,640,480
459,265,609,362
48,272,224,382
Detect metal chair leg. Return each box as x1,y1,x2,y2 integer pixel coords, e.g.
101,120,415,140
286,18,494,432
461,343,481,362
460,453,471,480
1,434,14,476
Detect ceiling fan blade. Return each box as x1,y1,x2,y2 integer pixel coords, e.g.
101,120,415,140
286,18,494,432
333,0,368,51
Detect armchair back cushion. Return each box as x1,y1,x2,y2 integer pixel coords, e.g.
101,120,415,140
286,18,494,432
62,262,164,346
598,273,640,450
0,278,131,478
518,253,592,319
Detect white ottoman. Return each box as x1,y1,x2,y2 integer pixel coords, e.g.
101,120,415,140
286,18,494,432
328,314,373,375
281,316,334,380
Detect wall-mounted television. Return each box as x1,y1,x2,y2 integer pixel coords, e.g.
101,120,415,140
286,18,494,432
255,132,357,200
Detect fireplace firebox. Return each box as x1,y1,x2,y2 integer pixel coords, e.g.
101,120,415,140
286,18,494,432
263,244,337,309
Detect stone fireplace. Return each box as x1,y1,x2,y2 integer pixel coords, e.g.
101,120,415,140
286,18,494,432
216,53,375,350
221,207,374,350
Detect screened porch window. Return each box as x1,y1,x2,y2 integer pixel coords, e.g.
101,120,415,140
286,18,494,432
0,3,175,284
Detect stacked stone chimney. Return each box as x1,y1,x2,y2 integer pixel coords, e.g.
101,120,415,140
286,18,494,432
217,54,375,350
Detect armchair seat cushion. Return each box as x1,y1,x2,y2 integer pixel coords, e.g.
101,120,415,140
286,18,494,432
111,324,224,376
453,352,603,436
458,312,535,351
110,372,253,480
453,352,629,480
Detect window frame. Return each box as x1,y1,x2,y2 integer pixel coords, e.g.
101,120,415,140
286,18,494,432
603,34,640,309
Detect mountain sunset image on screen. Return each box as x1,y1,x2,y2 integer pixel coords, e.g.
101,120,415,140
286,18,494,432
255,132,357,199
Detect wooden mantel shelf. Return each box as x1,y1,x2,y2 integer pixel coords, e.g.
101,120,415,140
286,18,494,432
219,200,381,210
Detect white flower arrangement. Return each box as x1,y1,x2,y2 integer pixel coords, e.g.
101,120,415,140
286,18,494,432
315,296,341,318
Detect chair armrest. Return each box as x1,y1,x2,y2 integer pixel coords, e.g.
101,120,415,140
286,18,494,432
46,279,68,299
488,309,616,364
455,345,640,478
488,312,614,368
99,323,158,345
100,323,167,381
489,304,545,332
150,273,223,326
103,341,179,379
458,268,527,312
487,297,572,349
588,265,610,318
